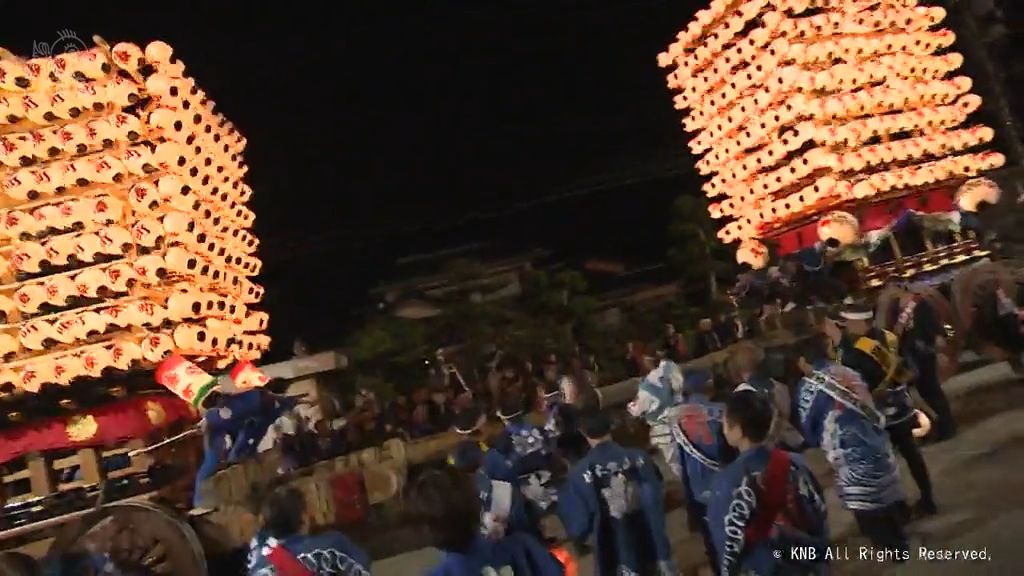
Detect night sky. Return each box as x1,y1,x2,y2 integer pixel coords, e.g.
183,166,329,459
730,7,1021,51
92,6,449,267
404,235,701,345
5,1,1022,358
3,0,705,357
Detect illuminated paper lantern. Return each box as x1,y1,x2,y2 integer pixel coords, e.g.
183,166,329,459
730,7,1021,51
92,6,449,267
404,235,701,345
955,177,1001,213
0,37,268,394
155,353,217,408
225,360,270,394
660,0,1004,253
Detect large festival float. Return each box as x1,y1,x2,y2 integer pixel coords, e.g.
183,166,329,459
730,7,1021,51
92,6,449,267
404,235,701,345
0,37,561,571
0,36,279,573
658,0,1023,376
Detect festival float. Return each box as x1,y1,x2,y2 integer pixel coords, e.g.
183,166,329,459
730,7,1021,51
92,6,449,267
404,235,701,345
0,36,275,573
658,0,1022,371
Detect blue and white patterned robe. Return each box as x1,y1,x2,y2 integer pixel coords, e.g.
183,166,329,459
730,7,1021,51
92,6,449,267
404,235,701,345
796,361,905,511
558,441,677,576
247,531,371,576
707,446,829,576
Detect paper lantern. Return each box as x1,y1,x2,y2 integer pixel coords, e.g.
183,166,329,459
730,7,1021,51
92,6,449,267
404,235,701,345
0,37,268,394
817,210,861,248
736,239,770,270
955,177,1001,213
660,1,1004,250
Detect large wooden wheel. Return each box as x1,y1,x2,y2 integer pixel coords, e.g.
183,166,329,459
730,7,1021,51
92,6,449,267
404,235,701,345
65,501,207,575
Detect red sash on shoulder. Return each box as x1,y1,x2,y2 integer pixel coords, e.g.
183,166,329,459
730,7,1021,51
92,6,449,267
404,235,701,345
744,449,791,543
262,538,314,576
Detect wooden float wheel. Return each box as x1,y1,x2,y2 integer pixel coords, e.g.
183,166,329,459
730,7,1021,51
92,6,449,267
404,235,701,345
67,501,207,575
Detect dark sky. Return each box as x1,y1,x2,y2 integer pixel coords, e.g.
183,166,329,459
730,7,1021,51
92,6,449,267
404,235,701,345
6,1,1022,359
4,0,705,356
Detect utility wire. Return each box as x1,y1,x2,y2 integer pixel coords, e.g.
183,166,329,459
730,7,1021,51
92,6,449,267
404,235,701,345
258,154,695,264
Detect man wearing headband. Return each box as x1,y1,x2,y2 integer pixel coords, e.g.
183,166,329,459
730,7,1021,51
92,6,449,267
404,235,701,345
672,369,736,573
449,427,545,543
486,391,558,512
794,333,909,557
834,299,937,516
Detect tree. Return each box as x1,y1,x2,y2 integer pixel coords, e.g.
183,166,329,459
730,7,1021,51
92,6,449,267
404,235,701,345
345,315,429,397
667,195,736,310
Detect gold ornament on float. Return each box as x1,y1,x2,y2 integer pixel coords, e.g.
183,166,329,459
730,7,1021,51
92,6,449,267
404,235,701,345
145,399,167,426
66,413,99,442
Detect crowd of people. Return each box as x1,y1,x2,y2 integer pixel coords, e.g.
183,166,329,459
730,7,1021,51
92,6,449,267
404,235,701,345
278,309,752,472
234,286,969,575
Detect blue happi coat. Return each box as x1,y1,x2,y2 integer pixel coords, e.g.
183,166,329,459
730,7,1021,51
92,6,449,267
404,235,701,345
486,417,552,479
427,534,564,576
558,441,676,576
247,530,371,576
671,395,729,505
707,446,829,576
474,468,545,541
196,390,296,507
796,361,905,511
487,416,558,510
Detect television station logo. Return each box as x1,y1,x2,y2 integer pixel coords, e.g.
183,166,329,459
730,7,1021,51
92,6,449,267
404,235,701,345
32,29,88,58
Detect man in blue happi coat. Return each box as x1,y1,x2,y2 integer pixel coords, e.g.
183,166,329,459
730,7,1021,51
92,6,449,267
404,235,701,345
451,437,546,543
834,300,936,516
412,467,565,576
672,369,737,573
627,359,684,479
794,333,909,556
488,391,558,511
558,410,677,576
196,387,297,509
449,406,546,542
247,485,371,576
708,391,829,576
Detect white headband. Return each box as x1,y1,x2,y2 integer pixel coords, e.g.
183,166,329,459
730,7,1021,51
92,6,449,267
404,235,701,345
839,310,873,321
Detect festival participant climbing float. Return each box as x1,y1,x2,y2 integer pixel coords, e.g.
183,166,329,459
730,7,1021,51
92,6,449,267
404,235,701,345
412,467,565,576
247,484,371,576
671,369,736,573
626,359,684,478
489,390,558,512
834,300,937,517
793,333,909,556
558,410,677,576
708,391,829,576
156,354,294,509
